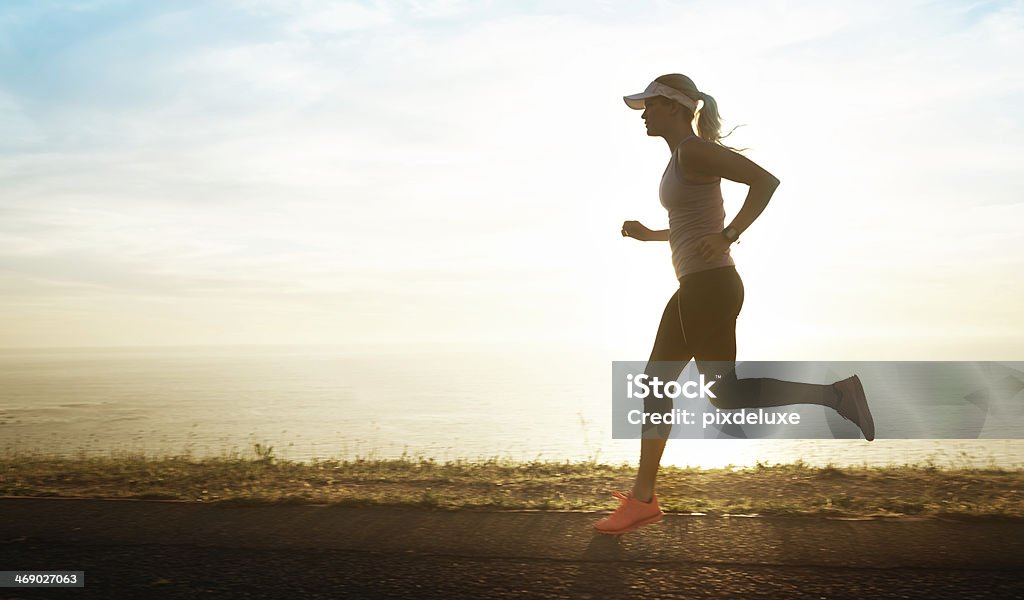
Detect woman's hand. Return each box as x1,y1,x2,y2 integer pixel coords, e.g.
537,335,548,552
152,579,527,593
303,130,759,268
621,220,654,241
697,233,732,261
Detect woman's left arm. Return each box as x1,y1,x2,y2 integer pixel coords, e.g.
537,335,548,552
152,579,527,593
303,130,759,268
684,142,780,260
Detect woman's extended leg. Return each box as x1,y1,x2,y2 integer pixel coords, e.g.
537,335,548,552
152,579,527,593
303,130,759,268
594,288,691,534
632,288,693,503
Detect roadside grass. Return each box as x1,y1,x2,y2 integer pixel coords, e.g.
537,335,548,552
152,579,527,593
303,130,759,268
1,448,1021,519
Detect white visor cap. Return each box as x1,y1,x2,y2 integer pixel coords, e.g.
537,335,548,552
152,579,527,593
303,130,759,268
623,81,698,111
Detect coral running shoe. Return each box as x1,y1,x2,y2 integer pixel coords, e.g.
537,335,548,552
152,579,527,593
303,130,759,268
593,491,664,534
833,375,875,441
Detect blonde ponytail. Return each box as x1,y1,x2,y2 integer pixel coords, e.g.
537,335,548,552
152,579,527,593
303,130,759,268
654,74,743,150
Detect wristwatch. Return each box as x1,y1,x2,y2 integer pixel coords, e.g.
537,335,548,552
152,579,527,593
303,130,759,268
722,226,740,243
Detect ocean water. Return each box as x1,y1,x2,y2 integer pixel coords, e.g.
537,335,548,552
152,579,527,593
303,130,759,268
1,345,1022,470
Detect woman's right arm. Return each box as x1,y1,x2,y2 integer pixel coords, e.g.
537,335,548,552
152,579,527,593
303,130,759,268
621,220,669,242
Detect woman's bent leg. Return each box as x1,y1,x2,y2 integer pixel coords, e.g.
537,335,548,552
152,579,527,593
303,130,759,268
682,267,841,412
697,363,840,410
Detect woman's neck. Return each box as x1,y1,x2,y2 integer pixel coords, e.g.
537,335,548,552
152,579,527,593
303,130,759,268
663,126,697,153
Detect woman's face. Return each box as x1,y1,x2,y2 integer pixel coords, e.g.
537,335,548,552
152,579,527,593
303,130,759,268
640,96,675,137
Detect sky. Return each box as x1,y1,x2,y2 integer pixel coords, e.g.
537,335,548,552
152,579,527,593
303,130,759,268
0,0,1022,359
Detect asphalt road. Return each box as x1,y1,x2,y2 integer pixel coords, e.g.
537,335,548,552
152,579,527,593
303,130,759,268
1,498,1022,599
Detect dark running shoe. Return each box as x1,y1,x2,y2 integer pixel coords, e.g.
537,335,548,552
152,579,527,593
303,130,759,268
833,375,875,441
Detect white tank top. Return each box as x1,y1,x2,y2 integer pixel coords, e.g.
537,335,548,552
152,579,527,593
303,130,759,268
659,136,735,280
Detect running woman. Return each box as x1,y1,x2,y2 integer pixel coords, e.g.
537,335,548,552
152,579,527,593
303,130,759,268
594,74,875,535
